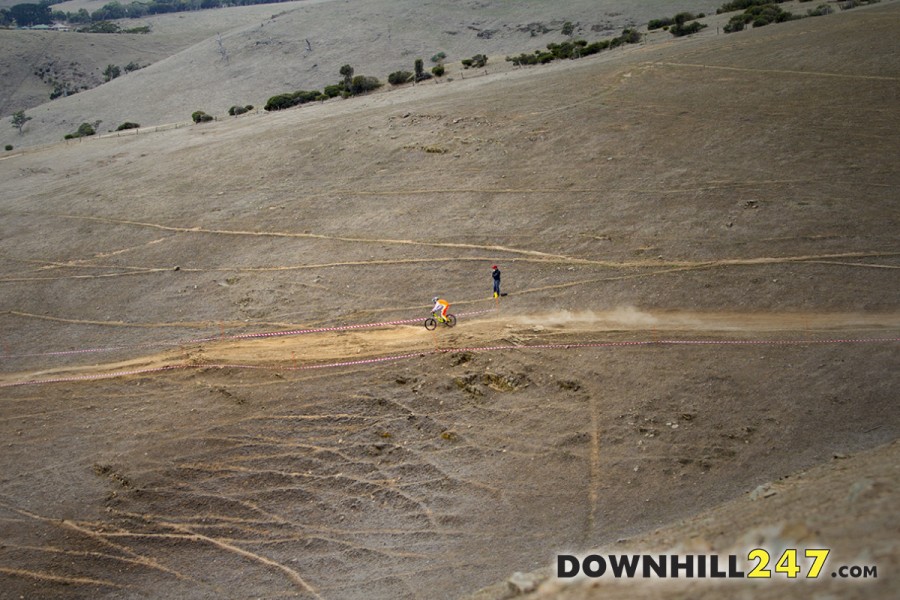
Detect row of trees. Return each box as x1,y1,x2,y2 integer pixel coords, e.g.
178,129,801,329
0,1,298,27
506,29,641,67
648,12,708,37
263,64,382,111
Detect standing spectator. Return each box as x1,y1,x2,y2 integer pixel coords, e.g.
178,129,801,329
492,265,501,298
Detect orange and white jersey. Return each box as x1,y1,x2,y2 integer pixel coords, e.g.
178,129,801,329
432,298,449,313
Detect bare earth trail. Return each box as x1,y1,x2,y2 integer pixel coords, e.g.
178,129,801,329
2,309,898,388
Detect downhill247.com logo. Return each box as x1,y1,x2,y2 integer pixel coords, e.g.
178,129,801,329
558,550,878,580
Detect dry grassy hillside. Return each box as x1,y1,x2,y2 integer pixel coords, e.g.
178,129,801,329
0,1,318,118
0,2,897,599
2,0,724,149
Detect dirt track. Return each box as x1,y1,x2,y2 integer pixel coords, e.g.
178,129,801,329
2,309,898,388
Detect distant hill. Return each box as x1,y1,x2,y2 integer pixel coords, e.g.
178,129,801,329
1,0,723,148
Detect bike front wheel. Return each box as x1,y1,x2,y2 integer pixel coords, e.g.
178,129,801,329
424,317,437,331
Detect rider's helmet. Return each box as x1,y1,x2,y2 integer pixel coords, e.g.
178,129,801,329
432,296,438,303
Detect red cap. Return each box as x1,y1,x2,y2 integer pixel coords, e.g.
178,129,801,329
492,265,497,269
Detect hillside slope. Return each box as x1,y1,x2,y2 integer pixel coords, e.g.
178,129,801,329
0,3,897,599
0,1,318,119
1,0,723,149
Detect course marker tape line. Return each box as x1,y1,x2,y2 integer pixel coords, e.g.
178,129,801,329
1,336,896,389
0,309,496,359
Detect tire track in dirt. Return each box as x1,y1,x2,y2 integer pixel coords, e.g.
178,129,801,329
47,213,576,261
2,310,898,387
0,500,198,584
0,567,124,589
655,61,900,82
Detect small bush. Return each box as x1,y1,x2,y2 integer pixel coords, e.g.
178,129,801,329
292,90,320,104
670,21,707,36
648,17,675,30
616,28,642,45
264,94,293,111
116,122,140,130
349,75,382,95
4,145,12,151
432,64,445,77
191,111,213,123
505,29,635,66
561,21,574,35
717,0,788,13
461,54,488,69
724,15,746,32
228,105,248,116
388,70,414,85
745,4,797,26
431,51,447,63
64,122,96,139
323,84,344,98
807,3,833,14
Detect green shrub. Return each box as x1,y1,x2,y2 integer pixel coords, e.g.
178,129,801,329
191,111,213,123
388,70,414,85
323,84,344,98
64,122,96,139
264,94,293,111
432,64,445,77
292,90,320,104
461,54,488,69
583,40,609,54
670,21,707,36
724,15,746,31
103,64,121,82
263,90,319,112
807,3,833,15
745,4,797,26
562,21,574,35
349,75,382,95
648,17,675,30
431,51,446,63
505,30,632,66
80,20,120,33
116,122,140,130
414,58,425,80
4,145,12,151
228,105,248,116
617,28,642,44
717,0,788,13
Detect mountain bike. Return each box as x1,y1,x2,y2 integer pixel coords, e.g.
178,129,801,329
424,313,457,330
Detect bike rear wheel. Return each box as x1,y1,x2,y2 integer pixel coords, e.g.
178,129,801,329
424,317,437,331
444,314,457,327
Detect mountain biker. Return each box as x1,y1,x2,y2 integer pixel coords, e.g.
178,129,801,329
431,296,450,322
